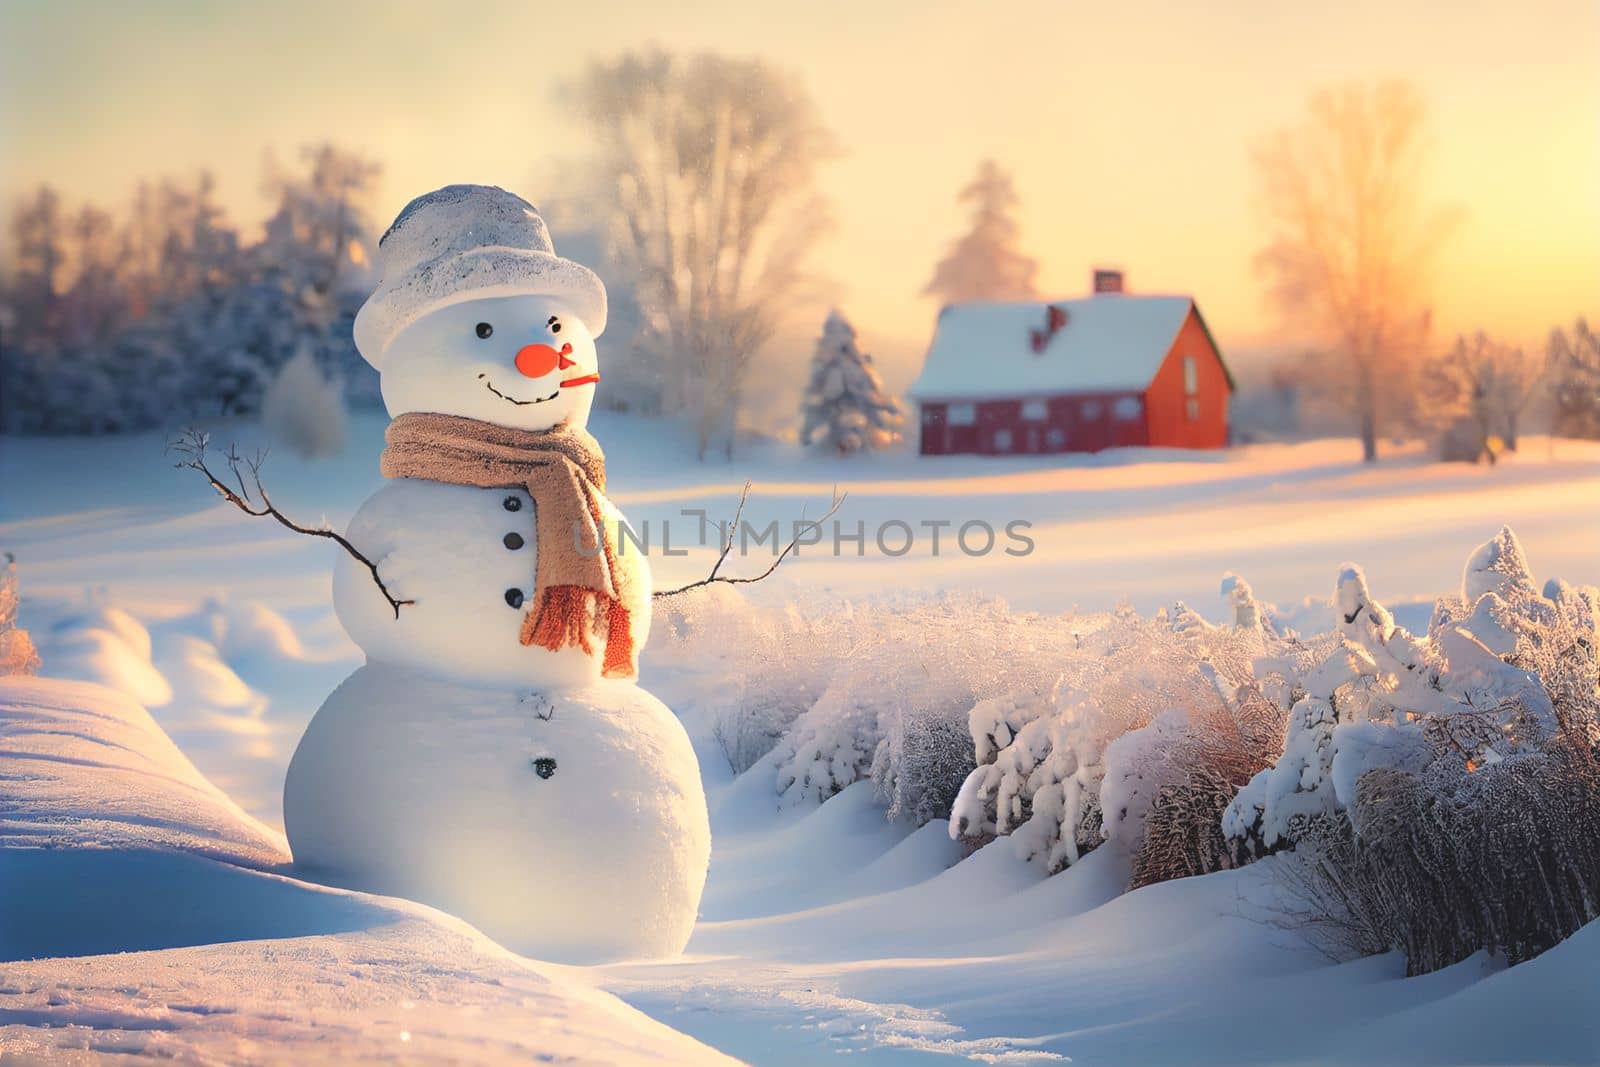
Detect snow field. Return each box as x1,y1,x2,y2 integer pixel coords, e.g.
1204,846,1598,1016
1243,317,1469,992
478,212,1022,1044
3,415,1599,1063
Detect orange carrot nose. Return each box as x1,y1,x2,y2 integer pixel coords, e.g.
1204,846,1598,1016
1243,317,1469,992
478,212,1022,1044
515,342,571,378
558,346,577,371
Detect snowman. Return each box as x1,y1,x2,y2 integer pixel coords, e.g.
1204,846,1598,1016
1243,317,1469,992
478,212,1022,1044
282,185,710,963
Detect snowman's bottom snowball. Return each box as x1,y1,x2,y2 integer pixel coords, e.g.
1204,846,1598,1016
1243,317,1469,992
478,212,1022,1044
283,664,710,963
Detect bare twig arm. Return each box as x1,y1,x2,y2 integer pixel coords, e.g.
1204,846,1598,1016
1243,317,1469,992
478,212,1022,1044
169,428,413,618
653,483,846,600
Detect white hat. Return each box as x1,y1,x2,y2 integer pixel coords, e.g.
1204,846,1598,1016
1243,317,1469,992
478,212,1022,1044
353,185,608,367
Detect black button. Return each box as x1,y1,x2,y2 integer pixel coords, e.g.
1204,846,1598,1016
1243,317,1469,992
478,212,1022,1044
532,756,557,779
503,532,525,550
504,588,524,609
503,495,522,512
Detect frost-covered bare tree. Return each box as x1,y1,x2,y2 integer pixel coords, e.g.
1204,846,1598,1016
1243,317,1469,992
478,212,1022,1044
5,187,68,342
923,159,1038,306
122,173,239,313
256,144,382,400
259,144,379,304
1422,331,1546,460
1254,81,1455,462
568,51,834,459
1549,317,1600,439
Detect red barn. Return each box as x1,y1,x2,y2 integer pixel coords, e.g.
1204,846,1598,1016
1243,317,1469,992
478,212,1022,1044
908,275,1234,455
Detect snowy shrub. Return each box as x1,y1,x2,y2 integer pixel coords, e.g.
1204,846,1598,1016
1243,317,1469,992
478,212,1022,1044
1280,740,1600,976
1252,529,1600,974
1225,529,1574,856
949,686,1108,872
778,662,893,806
1219,572,1275,634
262,347,347,458
871,681,979,825
656,590,856,776
766,593,1075,819
950,605,1293,876
1131,767,1243,889
711,705,798,778
0,554,41,676
1122,674,1287,888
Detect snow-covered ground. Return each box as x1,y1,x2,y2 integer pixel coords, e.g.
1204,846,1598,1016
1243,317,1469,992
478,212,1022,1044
3,413,1598,1063
0,675,737,1064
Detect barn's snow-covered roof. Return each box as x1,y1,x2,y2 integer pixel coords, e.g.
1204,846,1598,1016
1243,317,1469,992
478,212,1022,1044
908,295,1206,401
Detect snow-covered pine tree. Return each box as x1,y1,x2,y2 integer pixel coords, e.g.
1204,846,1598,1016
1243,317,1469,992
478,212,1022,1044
798,310,903,455
922,159,1039,306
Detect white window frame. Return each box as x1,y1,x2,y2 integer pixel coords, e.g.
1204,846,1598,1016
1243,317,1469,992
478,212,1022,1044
992,428,1014,452
1112,396,1142,422
1021,399,1048,422
1081,399,1103,419
1183,355,1199,396
948,403,977,427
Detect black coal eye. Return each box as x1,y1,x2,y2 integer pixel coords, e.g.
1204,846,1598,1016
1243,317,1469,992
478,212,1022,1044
475,322,493,339
547,316,562,334
551,322,562,334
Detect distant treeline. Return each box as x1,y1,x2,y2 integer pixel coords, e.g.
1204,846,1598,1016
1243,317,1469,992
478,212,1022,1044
0,145,382,434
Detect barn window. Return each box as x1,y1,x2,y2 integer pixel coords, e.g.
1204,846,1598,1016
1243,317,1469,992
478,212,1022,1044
1045,428,1066,450
1021,399,1048,421
1112,396,1142,421
993,428,1014,451
1081,400,1103,419
1183,356,1200,422
948,403,976,426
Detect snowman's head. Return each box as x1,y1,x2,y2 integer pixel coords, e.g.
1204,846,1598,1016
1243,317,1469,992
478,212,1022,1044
380,294,600,432
355,185,609,432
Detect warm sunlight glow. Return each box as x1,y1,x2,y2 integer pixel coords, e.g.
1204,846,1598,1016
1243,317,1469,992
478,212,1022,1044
2,0,1594,370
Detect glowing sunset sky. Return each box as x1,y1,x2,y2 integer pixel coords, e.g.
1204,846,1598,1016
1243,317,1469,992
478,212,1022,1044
2,0,1596,361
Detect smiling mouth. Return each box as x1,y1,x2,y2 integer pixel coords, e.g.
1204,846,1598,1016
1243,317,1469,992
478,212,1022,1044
480,375,559,406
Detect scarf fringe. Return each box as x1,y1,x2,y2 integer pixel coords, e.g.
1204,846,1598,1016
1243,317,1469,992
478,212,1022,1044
522,586,596,656
602,601,634,679
522,587,635,680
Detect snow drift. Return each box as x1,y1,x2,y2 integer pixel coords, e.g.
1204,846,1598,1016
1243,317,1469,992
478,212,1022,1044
0,673,736,1064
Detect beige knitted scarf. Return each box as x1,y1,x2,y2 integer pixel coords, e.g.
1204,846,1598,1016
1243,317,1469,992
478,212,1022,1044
380,412,639,679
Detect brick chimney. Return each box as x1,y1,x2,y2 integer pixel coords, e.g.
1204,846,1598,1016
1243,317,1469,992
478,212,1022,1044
1092,268,1124,295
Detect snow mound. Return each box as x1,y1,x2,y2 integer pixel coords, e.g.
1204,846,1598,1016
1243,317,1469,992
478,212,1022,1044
39,605,173,707
0,675,286,866
154,634,261,712
0,674,738,1065
34,597,302,715
161,595,309,669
